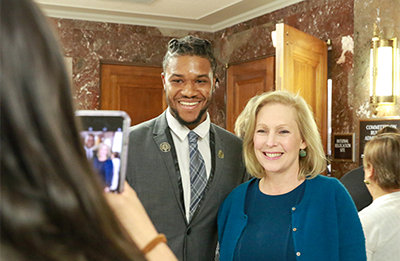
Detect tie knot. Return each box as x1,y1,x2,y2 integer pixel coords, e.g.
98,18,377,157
188,131,199,144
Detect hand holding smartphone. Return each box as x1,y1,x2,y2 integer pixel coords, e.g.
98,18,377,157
75,110,130,193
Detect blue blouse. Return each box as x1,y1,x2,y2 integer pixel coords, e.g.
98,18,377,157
93,157,113,187
233,179,305,261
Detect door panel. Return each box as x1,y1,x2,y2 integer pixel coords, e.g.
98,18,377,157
275,23,328,153
226,57,275,133
101,64,165,126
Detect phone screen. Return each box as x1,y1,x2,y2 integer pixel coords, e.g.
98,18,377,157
78,115,126,192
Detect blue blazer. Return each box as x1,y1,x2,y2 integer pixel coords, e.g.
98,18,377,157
218,175,366,261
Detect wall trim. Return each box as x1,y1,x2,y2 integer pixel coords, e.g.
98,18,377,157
38,0,303,32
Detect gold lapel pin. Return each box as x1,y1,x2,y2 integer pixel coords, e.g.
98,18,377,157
218,150,224,159
159,142,171,152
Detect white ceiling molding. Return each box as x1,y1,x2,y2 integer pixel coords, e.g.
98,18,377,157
37,0,304,32
38,3,213,31
210,0,303,31
104,0,156,4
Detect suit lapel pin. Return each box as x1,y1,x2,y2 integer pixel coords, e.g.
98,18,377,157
159,142,171,152
218,150,224,159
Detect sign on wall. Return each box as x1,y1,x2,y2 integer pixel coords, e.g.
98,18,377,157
332,133,355,162
359,119,400,166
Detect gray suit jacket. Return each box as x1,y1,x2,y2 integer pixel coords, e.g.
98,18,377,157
126,111,247,261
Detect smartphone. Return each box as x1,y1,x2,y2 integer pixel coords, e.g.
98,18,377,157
75,110,131,193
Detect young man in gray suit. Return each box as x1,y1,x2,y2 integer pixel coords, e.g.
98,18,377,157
126,36,247,261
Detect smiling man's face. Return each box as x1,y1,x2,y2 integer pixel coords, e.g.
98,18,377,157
162,55,216,129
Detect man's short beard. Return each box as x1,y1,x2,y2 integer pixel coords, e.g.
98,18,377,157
170,101,210,128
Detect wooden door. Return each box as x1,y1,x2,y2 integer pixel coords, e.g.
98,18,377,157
275,23,328,153
226,57,275,133
100,64,166,126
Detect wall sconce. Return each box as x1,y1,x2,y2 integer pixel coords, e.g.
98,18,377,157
370,24,398,114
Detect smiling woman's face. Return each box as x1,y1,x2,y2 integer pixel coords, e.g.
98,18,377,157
253,103,306,176
98,145,108,158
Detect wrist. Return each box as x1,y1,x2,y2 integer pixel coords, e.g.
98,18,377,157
142,233,167,254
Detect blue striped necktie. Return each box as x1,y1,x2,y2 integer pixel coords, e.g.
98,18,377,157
188,130,207,221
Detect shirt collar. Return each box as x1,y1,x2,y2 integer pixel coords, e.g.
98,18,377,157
166,108,210,141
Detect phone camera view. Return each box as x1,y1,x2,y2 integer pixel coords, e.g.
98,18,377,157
79,116,125,192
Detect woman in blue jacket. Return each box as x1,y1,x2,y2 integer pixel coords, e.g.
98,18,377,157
93,143,114,189
218,91,366,261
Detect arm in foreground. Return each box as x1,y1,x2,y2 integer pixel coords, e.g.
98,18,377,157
105,182,178,261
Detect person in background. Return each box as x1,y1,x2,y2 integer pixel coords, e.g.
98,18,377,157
84,134,97,159
218,91,366,261
0,0,177,260
340,126,400,211
126,36,247,261
93,143,114,189
110,152,121,191
359,133,400,261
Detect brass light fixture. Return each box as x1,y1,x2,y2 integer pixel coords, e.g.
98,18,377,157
370,24,398,114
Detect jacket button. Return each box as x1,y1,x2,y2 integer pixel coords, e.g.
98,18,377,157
296,252,301,256
292,207,296,211
293,228,297,232
186,228,191,235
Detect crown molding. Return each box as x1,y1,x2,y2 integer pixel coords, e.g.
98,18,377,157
211,0,303,31
38,0,303,32
38,3,212,31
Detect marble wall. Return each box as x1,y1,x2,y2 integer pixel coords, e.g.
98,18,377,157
351,0,400,171
51,18,214,110
210,0,355,177
354,0,400,118
51,0,399,178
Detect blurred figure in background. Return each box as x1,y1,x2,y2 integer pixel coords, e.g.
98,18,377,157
340,126,400,211
359,133,400,261
110,152,121,191
84,134,97,159
93,143,114,189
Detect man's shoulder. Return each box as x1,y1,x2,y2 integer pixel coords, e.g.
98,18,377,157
211,123,242,142
130,118,157,131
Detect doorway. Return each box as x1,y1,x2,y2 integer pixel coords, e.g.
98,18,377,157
226,56,275,133
100,63,166,126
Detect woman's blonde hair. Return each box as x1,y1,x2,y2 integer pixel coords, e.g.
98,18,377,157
97,143,112,158
235,91,326,179
363,133,400,190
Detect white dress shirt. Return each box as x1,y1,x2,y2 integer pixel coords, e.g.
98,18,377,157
84,146,95,159
166,108,211,222
359,191,400,261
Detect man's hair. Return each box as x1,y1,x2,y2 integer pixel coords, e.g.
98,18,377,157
162,35,218,78
235,91,326,179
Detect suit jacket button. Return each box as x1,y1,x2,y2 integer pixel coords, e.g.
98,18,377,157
186,228,191,235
